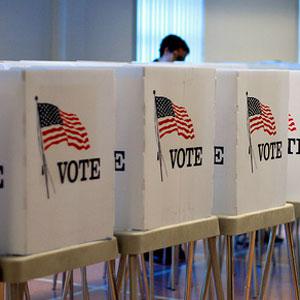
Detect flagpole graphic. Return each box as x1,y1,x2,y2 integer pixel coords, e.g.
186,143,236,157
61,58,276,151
153,90,164,182
35,96,51,199
246,92,255,173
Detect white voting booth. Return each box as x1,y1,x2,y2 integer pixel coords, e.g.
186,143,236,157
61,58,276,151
0,60,291,256
213,69,289,215
0,66,115,254
113,64,216,230
287,70,300,202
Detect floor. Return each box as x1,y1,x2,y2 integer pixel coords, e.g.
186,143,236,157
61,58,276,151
25,229,298,299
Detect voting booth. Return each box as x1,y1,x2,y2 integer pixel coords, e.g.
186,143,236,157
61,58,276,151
287,71,300,202
0,67,115,254
114,65,216,230
213,69,289,215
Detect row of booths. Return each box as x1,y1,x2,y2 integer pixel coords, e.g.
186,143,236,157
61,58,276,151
0,60,298,255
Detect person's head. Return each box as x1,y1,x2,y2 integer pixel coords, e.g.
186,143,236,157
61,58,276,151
158,34,190,62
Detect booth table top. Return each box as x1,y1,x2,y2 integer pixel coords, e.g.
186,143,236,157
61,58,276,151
115,216,219,255
0,237,118,283
218,204,295,236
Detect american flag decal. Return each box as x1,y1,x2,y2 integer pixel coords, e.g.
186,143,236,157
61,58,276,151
288,113,297,132
247,96,276,136
155,96,195,140
37,103,90,151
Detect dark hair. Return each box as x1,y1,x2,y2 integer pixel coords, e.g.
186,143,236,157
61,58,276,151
159,34,190,57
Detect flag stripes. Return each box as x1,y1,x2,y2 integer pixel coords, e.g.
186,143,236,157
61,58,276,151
38,103,90,151
247,96,276,136
288,113,297,132
155,96,195,140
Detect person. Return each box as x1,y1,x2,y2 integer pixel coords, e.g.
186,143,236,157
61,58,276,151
153,34,190,62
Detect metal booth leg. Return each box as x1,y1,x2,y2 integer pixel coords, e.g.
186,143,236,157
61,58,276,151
226,235,234,300
168,245,179,291
184,241,195,300
62,270,74,300
24,283,30,300
200,249,212,300
136,256,144,297
80,266,89,300
259,225,276,300
0,283,4,300
116,255,127,296
245,231,256,300
285,222,300,300
129,255,138,300
108,260,118,300
251,247,259,299
140,254,150,300
208,236,224,300
6,283,26,300
149,251,155,300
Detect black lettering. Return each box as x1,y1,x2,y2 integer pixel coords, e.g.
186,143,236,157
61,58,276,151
288,138,295,154
67,160,78,183
177,148,185,168
276,141,282,158
0,165,3,188
186,148,194,167
214,146,224,165
90,158,101,180
296,139,300,154
114,151,125,171
78,159,89,181
258,141,283,161
270,142,276,160
57,161,68,184
169,149,178,169
258,144,264,161
194,147,203,166
169,147,203,168
263,143,270,160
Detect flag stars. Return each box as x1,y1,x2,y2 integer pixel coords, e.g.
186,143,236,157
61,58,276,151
156,97,175,118
247,97,262,116
38,103,63,128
